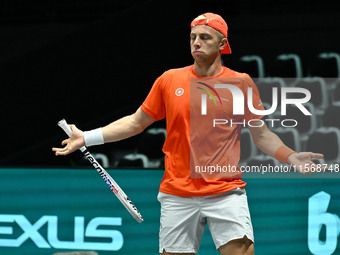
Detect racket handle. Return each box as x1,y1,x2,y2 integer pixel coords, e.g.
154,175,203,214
58,119,73,137
58,119,86,152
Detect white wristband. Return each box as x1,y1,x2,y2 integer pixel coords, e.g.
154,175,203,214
84,128,104,147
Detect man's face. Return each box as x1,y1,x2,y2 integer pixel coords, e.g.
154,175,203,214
190,25,223,62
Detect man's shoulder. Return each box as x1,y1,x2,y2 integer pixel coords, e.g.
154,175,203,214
153,66,192,89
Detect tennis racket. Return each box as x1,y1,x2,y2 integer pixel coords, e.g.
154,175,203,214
57,119,143,223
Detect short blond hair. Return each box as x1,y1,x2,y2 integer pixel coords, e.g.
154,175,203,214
215,30,225,42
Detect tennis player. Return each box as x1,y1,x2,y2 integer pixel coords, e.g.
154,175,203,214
53,13,324,255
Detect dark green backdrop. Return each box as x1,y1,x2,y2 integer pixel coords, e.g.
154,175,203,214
0,168,339,255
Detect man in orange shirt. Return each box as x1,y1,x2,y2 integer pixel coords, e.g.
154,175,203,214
53,13,324,255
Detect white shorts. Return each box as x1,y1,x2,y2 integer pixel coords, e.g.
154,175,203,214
157,188,254,254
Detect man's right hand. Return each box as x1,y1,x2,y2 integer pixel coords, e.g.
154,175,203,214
52,125,85,156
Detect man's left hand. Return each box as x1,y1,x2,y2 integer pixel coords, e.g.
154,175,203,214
287,152,325,174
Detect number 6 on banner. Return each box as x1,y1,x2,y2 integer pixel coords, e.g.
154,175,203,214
57,119,143,223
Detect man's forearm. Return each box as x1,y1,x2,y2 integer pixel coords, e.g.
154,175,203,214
102,114,145,143
250,124,297,164
253,130,285,158
101,107,155,144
